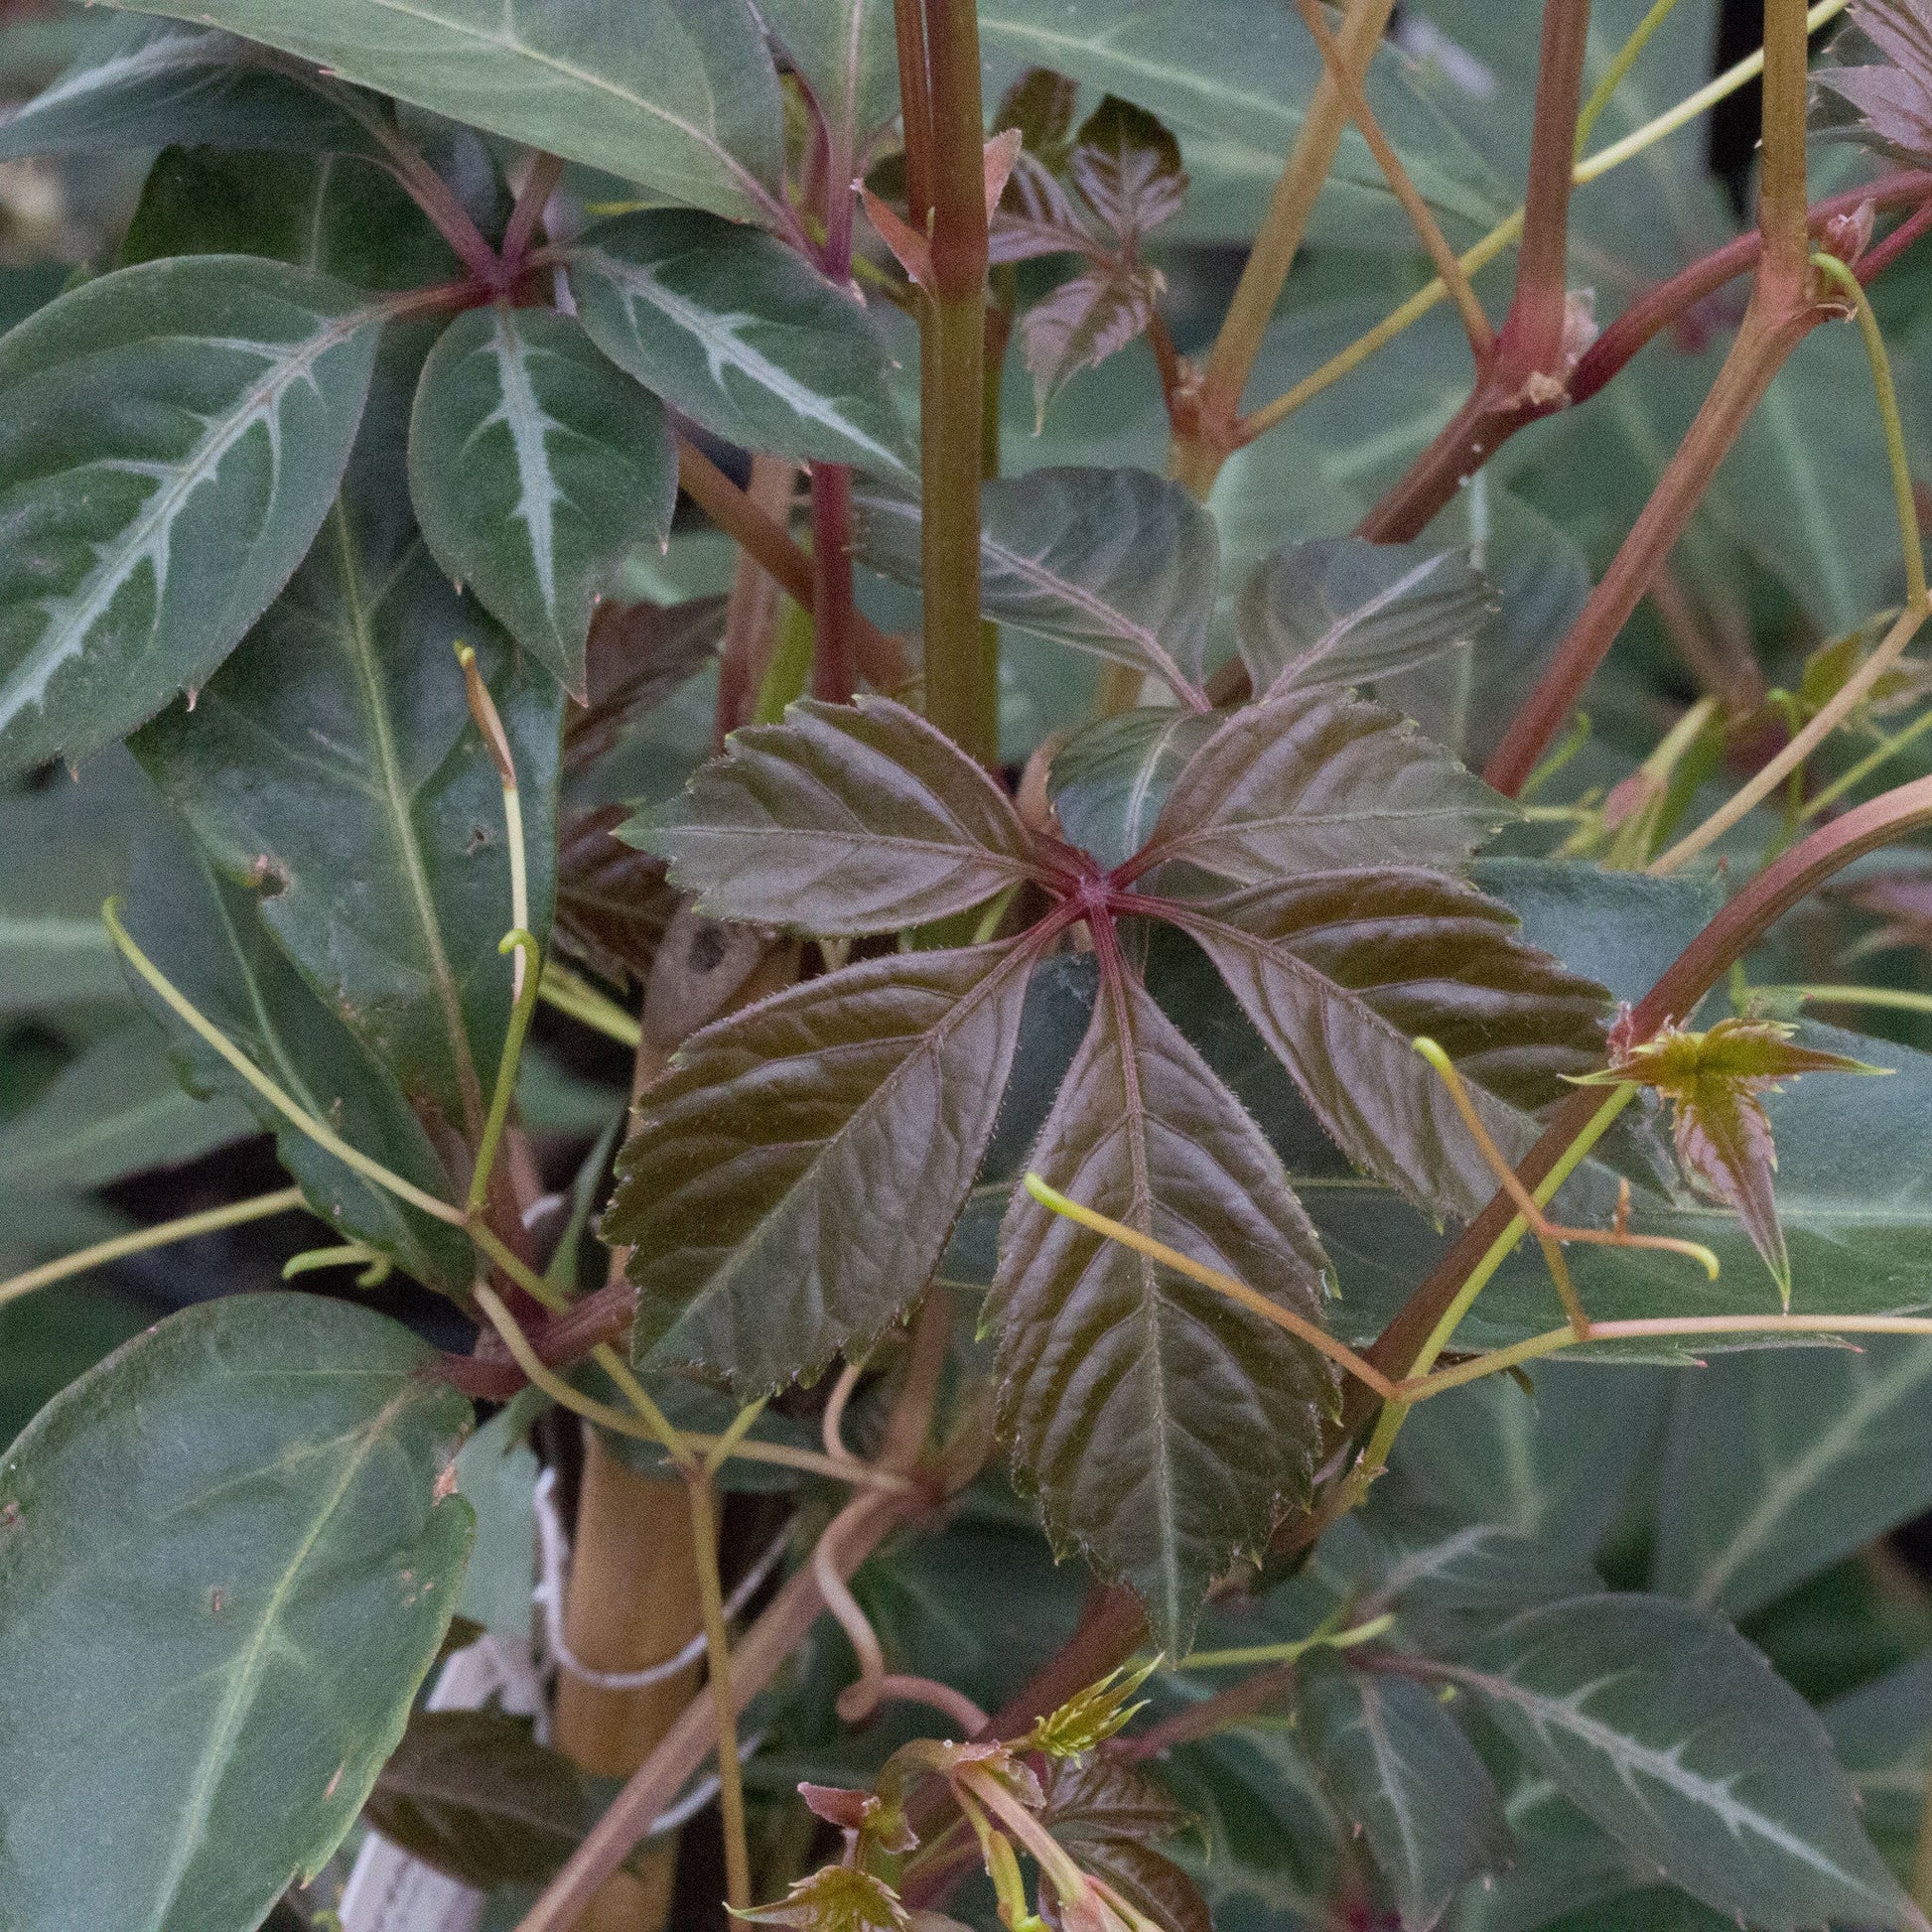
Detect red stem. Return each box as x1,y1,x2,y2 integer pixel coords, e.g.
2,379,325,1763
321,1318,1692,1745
1346,770,1932,1430
1505,0,1592,374
811,464,860,704
502,151,566,271
894,0,936,228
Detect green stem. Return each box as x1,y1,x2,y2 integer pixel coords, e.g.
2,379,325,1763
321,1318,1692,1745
1177,1612,1396,1672
1803,704,1932,820
1811,251,1927,612
539,959,642,1046
0,1185,308,1310
1574,0,1683,153
685,1470,752,1911
1757,983,1932,1019
469,929,541,1215
1352,1083,1637,1480
106,899,467,1227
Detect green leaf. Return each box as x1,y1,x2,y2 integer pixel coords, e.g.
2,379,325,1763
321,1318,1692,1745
1139,689,1515,888
1652,1338,1932,1619
570,211,913,476
452,1405,537,1635
0,750,146,1016
1235,539,1496,698
93,0,788,227
1296,1660,1511,1931
0,1293,474,1932
123,822,476,1294
363,1709,586,1891
989,968,1337,1650
976,0,1509,246
611,942,1035,1393
409,303,675,696
1451,1594,1917,1932
134,334,563,1138
0,1021,252,1195
1827,1650,1932,1875
636,696,1039,935
123,144,464,293
1162,872,1607,1221
758,0,900,175
0,1281,151,1449
1589,1016,1888,1302
856,468,1218,703
1049,708,1219,872
0,253,382,778
0,16,377,163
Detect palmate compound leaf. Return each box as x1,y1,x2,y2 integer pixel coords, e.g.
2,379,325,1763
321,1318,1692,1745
1235,538,1498,698
855,467,1219,705
0,252,382,779
408,303,676,698
1295,1660,1510,1932
634,696,1041,935
1585,1015,1887,1304
1814,0,1932,167
1449,1595,1920,1932
569,210,915,479
93,0,788,227
1048,708,1221,872
989,968,1339,1652
1137,685,1516,888
0,1294,475,1932
1157,874,1610,1223
1021,258,1168,428
609,941,1037,1393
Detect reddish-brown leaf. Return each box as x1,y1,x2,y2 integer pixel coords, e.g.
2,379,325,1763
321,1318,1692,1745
563,596,725,777
1815,0,1932,167
1068,95,1187,244
1020,259,1166,425
553,804,679,986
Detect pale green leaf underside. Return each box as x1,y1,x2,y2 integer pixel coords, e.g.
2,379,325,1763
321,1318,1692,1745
100,0,788,225
0,254,381,780
0,1294,474,1932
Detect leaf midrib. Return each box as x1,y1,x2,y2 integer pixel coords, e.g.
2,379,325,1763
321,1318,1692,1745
326,507,483,1136
145,1381,417,1929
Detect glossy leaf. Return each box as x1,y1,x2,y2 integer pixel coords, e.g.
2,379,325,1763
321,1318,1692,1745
571,211,914,476
0,15,376,163
1163,872,1607,1220
564,594,726,777
135,340,563,1138
123,824,475,1294
989,970,1338,1649
1021,257,1166,426
0,253,381,778
636,696,1039,935
855,468,1218,702
1040,1751,1188,1846
1069,1841,1213,1932
1590,1016,1888,1302
1139,689,1515,888
94,0,788,226
1235,539,1496,698
1652,1338,1932,1619
408,303,676,697
554,804,679,988
0,1023,251,1196
363,1710,586,1890
0,1294,474,1932
611,942,1035,1393
1049,708,1219,871
1452,1595,1914,1931
1297,1661,1511,1931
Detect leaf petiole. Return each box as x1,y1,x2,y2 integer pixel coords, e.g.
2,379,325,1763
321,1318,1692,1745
1176,1610,1396,1672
